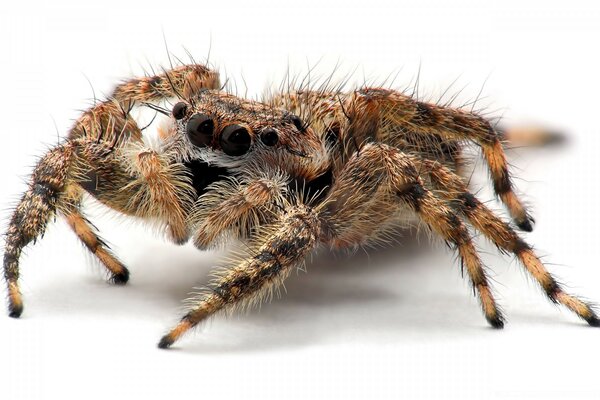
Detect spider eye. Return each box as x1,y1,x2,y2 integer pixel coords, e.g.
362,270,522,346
172,102,188,120
220,125,251,156
260,128,279,146
288,114,305,132
186,113,214,147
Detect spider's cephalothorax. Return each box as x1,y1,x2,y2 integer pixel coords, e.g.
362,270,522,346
3,63,598,349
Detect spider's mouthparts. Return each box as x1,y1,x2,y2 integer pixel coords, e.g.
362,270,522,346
289,167,333,203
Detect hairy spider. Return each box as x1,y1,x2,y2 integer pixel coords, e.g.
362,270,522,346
3,62,598,349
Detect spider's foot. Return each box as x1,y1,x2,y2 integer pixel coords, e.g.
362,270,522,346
158,335,175,349
515,216,534,232
8,302,23,318
585,315,600,327
7,282,23,318
486,314,505,329
109,268,130,285
158,319,193,349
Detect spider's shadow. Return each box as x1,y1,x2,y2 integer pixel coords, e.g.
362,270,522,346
31,226,505,353
131,229,490,353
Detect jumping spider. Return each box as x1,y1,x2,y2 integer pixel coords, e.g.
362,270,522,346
4,62,598,349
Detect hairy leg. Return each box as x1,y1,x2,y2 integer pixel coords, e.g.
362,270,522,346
343,88,533,231
4,143,76,317
65,208,129,284
3,131,194,317
319,143,504,328
111,64,220,103
159,204,321,348
419,159,599,326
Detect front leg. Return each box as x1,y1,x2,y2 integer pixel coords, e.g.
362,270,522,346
111,64,220,104
159,204,320,349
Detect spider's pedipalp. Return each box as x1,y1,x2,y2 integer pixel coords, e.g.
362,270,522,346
189,172,288,249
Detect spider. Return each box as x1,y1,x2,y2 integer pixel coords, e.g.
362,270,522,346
3,62,598,349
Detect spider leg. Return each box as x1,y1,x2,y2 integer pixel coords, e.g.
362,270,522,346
4,106,193,317
4,144,75,317
65,207,129,284
344,88,533,231
70,97,193,243
419,159,599,326
158,204,321,349
320,143,504,328
111,64,220,103
189,174,288,249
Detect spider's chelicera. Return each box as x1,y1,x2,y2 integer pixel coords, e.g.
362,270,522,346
3,62,598,349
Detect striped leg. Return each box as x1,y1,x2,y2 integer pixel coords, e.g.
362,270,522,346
345,88,533,231
111,64,220,103
420,159,599,326
3,144,76,317
65,209,129,284
320,143,504,328
158,204,321,349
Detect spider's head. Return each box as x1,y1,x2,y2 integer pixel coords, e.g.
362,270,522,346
169,90,330,181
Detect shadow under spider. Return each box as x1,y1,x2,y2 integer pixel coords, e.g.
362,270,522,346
32,227,505,353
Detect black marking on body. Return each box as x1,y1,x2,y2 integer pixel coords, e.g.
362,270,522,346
32,182,58,199
183,159,230,196
493,172,512,195
80,169,100,197
414,102,434,121
398,182,425,212
457,192,479,212
288,167,333,204
148,76,163,88
512,238,531,254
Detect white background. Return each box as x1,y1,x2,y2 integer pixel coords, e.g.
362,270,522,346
1,1,600,399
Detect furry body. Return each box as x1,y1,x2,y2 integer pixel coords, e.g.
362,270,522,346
3,63,598,349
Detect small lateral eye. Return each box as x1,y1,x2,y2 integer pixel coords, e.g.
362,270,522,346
220,124,252,156
186,113,214,147
260,128,279,146
288,114,305,132
172,102,188,120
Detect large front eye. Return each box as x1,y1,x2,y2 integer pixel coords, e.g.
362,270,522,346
186,113,214,147
220,125,251,156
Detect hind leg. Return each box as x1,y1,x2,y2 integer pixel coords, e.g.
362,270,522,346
343,88,533,231
320,143,505,327
419,158,599,326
